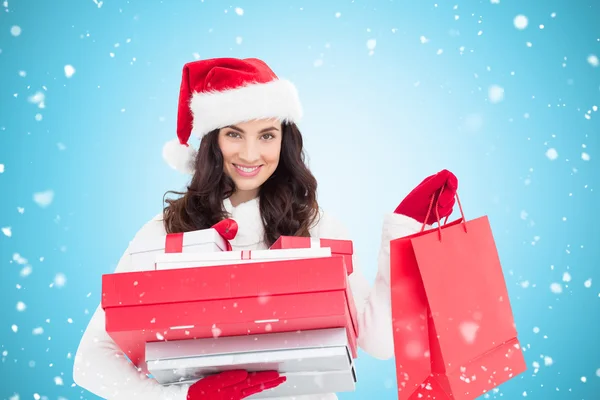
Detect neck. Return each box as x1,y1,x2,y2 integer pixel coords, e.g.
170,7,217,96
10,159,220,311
228,189,259,207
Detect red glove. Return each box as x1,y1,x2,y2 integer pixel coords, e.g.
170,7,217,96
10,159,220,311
394,169,458,225
187,370,286,400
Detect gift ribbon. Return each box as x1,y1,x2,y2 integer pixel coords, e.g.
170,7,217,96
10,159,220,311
211,218,238,251
164,218,239,253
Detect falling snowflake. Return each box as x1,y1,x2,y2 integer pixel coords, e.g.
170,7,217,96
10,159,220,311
64,65,76,78
33,190,54,207
545,148,558,160
581,152,590,161
10,25,21,36
588,55,599,67
584,279,592,288
234,7,243,16
366,39,376,56
54,273,67,287
513,15,528,30
550,283,562,294
459,321,480,343
488,85,504,103
2,226,11,237
212,324,222,338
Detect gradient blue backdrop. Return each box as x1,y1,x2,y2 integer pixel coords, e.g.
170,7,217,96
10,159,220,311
1,0,598,399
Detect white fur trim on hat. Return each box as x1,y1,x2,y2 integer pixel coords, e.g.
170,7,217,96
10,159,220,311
162,138,197,174
189,79,303,137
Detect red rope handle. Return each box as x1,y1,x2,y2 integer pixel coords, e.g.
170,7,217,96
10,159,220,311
419,188,468,241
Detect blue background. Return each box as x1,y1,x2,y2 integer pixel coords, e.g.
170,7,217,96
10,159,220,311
1,0,598,399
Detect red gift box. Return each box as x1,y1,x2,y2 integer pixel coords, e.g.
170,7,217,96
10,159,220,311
270,236,354,275
101,256,359,368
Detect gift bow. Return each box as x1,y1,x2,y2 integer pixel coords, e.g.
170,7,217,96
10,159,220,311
164,218,238,253
211,218,238,251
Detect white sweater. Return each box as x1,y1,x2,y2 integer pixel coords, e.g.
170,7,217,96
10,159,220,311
72,197,423,400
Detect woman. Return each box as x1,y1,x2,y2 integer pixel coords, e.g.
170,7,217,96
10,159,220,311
72,57,458,400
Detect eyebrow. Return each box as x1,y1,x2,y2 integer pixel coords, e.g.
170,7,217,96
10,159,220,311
226,125,280,134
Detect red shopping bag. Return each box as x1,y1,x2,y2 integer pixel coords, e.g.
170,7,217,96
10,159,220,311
390,191,526,400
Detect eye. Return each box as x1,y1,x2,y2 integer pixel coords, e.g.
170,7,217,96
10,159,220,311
226,131,241,138
261,133,275,140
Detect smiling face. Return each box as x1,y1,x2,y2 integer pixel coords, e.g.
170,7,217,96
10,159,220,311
218,118,283,205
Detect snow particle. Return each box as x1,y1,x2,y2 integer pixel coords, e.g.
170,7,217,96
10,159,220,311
584,279,592,288
562,272,571,282
550,283,562,294
335,12,341,18
235,36,242,45
596,368,600,377
581,376,587,383
54,273,67,287
459,321,479,344
33,190,54,208
545,148,558,160
314,59,323,67
2,226,11,237
367,39,376,50
10,25,21,36
11,324,18,333
588,55,599,67
513,15,528,30
64,65,76,78
488,85,504,103
544,356,553,366
581,152,590,161
0,163,4,173
490,0,500,3
234,7,244,16
54,376,64,385
212,324,222,338
16,301,26,311
533,327,540,334
32,327,44,335
420,36,429,44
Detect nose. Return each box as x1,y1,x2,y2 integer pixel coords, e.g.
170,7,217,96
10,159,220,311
239,138,261,164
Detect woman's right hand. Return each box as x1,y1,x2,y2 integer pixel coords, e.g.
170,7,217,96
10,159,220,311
187,370,286,400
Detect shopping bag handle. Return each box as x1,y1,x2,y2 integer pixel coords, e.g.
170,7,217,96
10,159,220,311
420,186,467,240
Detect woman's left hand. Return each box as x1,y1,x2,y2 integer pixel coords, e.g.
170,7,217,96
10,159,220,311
394,169,458,225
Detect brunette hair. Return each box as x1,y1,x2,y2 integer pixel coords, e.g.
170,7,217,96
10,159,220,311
162,122,319,247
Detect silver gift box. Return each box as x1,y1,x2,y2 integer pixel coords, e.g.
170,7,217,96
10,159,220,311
146,327,356,398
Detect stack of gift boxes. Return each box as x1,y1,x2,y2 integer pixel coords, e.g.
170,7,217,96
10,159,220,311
100,223,359,399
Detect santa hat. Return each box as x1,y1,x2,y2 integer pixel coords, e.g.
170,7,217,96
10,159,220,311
162,57,303,174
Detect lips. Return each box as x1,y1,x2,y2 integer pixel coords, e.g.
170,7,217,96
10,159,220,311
233,164,262,177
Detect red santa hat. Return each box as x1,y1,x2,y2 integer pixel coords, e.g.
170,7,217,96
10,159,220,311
162,57,303,174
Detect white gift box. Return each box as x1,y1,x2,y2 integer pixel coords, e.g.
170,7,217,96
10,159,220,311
154,247,332,270
128,228,228,270
146,327,356,398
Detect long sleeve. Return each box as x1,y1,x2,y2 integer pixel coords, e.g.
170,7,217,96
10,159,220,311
315,211,425,360
72,217,190,400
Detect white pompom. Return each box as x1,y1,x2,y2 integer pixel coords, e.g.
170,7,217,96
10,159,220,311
162,138,197,174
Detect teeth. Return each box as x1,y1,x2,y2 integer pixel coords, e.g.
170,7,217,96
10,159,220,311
236,165,259,173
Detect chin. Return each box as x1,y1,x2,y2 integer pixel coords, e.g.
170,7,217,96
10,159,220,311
231,178,264,192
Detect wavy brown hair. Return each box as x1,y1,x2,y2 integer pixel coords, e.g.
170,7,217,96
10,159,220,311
162,122,319,247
